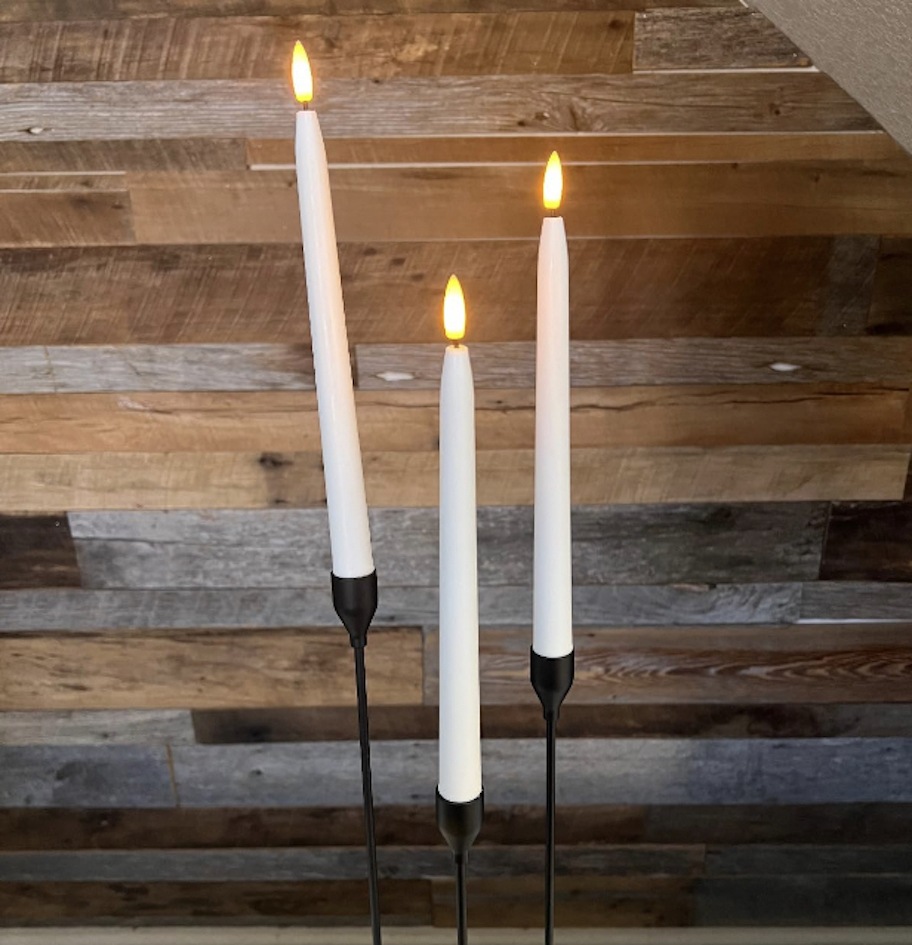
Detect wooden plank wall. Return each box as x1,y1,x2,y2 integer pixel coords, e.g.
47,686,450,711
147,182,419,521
0,0,911,932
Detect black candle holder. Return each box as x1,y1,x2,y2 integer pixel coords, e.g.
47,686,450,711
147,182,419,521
530,647,575,945
437,788,484,945
332,570,382,945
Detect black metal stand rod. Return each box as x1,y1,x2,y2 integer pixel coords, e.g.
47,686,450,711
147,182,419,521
354,643,382,945
545,714,556,945
455,852,468,945
437,790,484,945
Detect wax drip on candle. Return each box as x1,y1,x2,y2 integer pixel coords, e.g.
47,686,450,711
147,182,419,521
292,41,313,108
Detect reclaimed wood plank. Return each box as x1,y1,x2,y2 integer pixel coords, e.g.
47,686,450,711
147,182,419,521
869,237,912,335
0,514,79,589
424,625,912,705
819,502,912,581
70,504,826,588
356,338,912,389
128,160,912,244
634,9,809,71
705,845,912,876
0,711,195,746
0,878,431,923
0,139,246,173
800,582,912,622
249,131,905,167
192,703,912,745
1,444,898,511
0,628,421,711
0,845,703,882
0,238,885,346
169,738,912,807
0,13,634,83
0,385,903,455
0,746,174,807
0,74,874,143
0,583,799,632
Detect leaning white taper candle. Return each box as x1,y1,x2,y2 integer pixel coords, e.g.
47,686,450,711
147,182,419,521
293,41,373,578
438,274,482,804
533,152,573,659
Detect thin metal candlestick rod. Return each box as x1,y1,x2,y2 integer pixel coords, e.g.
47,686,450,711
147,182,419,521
544,715,557,945
455,853,469,945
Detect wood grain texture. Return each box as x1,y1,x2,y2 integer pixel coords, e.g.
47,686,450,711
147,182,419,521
0,385,904,454
250,131,905,167
357,338,912,389
0,514,79,589
192,703,912,744
819,502,912,581
0,583,798,632
0,238,890,346
2,444,898,511
0,746,174,807
0,13,634,82
0,74,873,143
0,628,421,710
165,738,912,806
4,802,912,851
869,237,912,335
634,9,808,71
69,504,827,588
423,626,912,705
127,161,912,244
800,582,912,622
0,711,195,746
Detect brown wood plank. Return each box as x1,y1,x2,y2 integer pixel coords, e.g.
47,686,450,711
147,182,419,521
0,385,903,454
0,445,899,511
128,160,912,244
191,703,912,745
0,176,132,247
634,9,809,71
0,139,246,173
0,514,79,589
250,132,905,167
3,803,912,852
869,237,912,335
0,879,431,922
424,625,912,706
0,73,873,142
0,0,739,20
0,13,634,82
0,628,421,710
820,502,912,581
0,238,886,346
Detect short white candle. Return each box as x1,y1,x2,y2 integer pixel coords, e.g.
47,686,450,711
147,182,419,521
438,275,482,804
293,42,373,579
533,152,573,659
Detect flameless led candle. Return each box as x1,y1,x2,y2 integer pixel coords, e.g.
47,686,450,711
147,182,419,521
533,152,573,659
438,275,482,805
293,41,373,578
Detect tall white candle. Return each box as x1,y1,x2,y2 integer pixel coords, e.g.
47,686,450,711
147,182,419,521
293,42,373,579
438,275,482,804
533,152,573,659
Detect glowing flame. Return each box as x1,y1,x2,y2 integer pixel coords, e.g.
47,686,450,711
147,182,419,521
543,151,563,210
292,41,314,104
443,274,466,342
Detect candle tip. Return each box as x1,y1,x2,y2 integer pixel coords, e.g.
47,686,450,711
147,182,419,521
443,274,467,342
292,41,314,104
543,151,563,211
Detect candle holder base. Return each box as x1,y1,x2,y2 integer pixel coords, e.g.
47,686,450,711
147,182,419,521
332,570,378,650
436,789,484,857
530,648,574,721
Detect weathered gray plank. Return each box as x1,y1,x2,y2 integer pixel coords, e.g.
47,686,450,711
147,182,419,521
705,845,912,876
0,747,174,808
171,739,912,807
634,9,809,71
70,505,826,589
0,345,314,394
0,583,797,633
0,845,702,882
800,582,912,623
0,711,194,746
0,73,874,142
355,338,912,390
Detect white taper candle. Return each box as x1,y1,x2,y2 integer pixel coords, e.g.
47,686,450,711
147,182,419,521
438,275,482,804
293,44,373,579
533,152,573,659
